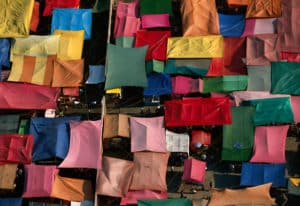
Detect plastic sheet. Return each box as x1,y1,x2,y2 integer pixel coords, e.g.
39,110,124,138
130,116,167,153
8,55,57,86
166,130,189,153
43,0,80,16
207,37,246,76
222,106,255,161
246,34,280,66
144,73,172,96
141,14,170,29
209,183,276,206
29,116,81,161
96,156,134,197
246,0,282,18
130,152,170,191
52,59,84,87
121,190,168,205
23,165,57,197
182,159,206,183
250,125,289,163
242,97,294,125
247,66,271,91
53,30,84,60
218,13,245,37
59,120,102,169
0,0,34,37
0,134,34,164
164,97,232,127
241,163,286,187
104,44,148,90
180,0,219,36
278,0,300,53
135,30,171,61
51,8,92,40
0,82,59,109
271,62,300,95
167,36,224,58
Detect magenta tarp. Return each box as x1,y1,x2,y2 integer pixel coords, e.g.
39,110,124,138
59,120,102,169
23,164,57,198
0,82,59,110
164,97,232,127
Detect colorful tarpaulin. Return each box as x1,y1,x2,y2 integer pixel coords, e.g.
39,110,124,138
271,62,300,95
130,152,170,191
53,30,84,60
104,44,148,90
0,134,34,164
182,159,206,183
209,183,276,206
0,82,60,110
222,106,255,161
202,76,248,93
51,8,92,40
96,156,134,197
0,0,34,37
241,97,294,125
250,125,289,163
180,0,219,36
59,120,102,169
8,55,56,86
130,116,167,152
167,36,224,58
164,97,232,127
29,116,81,161
138,198,192,206
23,164,57,197
241,162,286,187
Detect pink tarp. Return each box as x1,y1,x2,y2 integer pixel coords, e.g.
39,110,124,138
290,96,300,123
278,0,300,53
250,125,289,163
242,18,276,37
59,120,102,169
171,76,202,94
246,34,280,66
182,158,206,183
232,91,290,106
0,82,59,110
130,116,167,152
120,190,168,205
96,156,134,197
23,164,57,198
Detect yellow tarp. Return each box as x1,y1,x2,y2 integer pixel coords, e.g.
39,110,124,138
0,0,35,37
10,35,60,62
54,30,84,60
167,35,224,58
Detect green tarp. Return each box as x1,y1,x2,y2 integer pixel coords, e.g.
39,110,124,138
0,114,19,134
203,76,248,93
164,60,208,77
241,97,294,126
247,66,271,91
139,0,173,16
271,62,300,95
222,106,255,161
138,198,192,206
